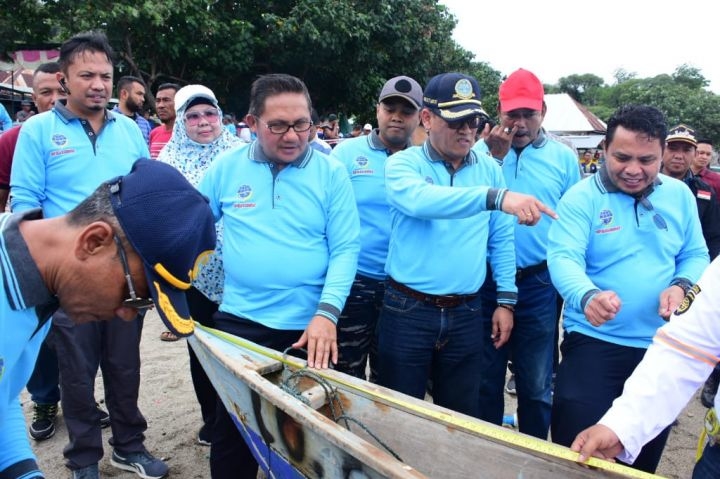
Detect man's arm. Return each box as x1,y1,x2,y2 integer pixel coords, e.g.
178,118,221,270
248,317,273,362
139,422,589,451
573,257,720,464
546,186,599,311
0,126,21,211
9,122,46,212
294,161,360,368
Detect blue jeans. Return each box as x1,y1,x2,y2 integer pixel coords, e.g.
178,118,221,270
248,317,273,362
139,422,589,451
376,285,484,417
694,442,720,479
336,275,385,379
478,269,557,439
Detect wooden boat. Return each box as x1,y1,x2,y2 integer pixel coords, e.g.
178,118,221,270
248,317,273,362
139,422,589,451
189,325,659,479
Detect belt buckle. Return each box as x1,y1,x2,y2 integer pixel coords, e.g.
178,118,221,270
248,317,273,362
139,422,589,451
431,295,460,308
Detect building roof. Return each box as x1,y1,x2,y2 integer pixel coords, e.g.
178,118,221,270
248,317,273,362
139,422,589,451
543,93,606,134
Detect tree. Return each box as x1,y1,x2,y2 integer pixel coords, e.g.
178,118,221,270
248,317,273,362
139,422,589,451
557,73,605,105
612,68,637,85
467,61,502,115
4,0,473,120
672,64,709,90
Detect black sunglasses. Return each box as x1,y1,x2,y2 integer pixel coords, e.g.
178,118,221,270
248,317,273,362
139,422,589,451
113,235,154,310
638,197,667,231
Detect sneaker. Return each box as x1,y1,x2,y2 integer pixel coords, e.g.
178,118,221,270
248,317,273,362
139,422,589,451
71,464,99,479
111,448,168,479
505,374,517,395
29,403,58,441
97,404,111,428
197,423,212,446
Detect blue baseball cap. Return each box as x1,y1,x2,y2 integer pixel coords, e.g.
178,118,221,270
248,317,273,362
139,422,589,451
108,159,217,337
423,73,487,121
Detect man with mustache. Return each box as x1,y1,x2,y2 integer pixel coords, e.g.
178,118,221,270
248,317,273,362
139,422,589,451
473,68,582,440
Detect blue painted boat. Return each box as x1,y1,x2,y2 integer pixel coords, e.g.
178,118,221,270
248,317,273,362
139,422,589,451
189,325,658,479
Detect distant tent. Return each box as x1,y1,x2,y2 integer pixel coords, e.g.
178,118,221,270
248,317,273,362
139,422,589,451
543,93,606,150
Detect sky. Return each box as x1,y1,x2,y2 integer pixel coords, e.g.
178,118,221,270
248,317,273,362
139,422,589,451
440,0,720,93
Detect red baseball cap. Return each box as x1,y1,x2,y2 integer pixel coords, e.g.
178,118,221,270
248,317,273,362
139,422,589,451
499,69,544,112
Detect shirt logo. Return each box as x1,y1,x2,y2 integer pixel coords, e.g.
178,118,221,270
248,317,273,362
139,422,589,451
51,134,68,146
352,156,374,175
697,190,712,201
599,209,613,225
234,184,256,209
424,176,434,184
595,209,621,234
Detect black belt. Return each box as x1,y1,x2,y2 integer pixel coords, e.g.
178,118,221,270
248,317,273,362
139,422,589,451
387,277,479,308
515,260,548,282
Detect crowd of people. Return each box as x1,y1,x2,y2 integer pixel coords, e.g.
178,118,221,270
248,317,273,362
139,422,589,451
2,28,720,479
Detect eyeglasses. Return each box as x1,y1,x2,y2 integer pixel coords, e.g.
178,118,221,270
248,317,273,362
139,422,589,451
254,117,313,135
638,197,668,231
184,109,220,126
113,235,154,310
443,115,485,131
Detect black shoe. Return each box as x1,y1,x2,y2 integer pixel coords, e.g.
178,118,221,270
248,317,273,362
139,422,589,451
29,403,58,441
97,403,111,428
197,423,212,446
701,367,720,408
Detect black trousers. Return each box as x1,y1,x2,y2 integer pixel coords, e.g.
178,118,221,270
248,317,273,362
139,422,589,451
209,312,303,479
47,309,147,470
186,287,219,428
551,332,671,473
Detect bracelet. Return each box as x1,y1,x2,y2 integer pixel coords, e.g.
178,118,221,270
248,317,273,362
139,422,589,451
497,304,515,313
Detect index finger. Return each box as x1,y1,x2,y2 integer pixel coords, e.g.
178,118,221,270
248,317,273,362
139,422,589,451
306,336,317,368
536,201,558,220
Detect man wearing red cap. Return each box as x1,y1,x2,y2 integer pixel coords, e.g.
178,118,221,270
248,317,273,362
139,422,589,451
473,68,582,439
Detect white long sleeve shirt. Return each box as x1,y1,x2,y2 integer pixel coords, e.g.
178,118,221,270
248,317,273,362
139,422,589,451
599,258,720,463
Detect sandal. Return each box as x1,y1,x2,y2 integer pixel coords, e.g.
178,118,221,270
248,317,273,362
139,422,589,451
160,330,180,342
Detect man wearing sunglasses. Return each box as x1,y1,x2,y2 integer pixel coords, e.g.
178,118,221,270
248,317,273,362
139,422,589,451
377,72,556,419
472,68,582,441
0,159,216,479
546,104,709,474
10,32,169,479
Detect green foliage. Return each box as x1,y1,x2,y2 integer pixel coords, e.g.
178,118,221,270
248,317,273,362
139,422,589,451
557,73,604,105
5,0,720,144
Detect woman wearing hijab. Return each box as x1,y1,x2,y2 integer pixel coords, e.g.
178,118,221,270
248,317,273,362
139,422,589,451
158,84,242,446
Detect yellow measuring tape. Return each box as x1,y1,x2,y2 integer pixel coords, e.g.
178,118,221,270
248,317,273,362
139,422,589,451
198,324,661,478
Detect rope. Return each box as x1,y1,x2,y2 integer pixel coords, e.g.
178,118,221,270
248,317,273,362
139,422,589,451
280,347,402,461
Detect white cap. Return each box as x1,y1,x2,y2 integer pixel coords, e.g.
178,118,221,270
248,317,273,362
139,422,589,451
363,123,372,131
174,84,218,113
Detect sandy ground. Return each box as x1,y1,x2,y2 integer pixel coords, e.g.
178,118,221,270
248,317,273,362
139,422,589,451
22,310,705,478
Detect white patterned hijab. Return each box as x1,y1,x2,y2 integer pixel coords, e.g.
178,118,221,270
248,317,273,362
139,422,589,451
157,84,242,303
